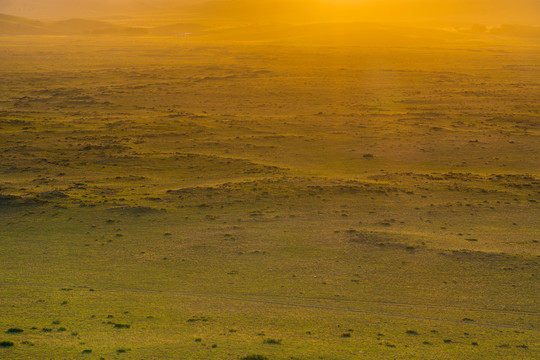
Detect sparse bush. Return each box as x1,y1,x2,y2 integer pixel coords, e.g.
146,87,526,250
113,323,130,329
241,355,269,360
0,341,14,348
187,316,209,323
263,338,281,345
82,349,92,354
406,330,419,335
340,332,351,338
6,328,23,334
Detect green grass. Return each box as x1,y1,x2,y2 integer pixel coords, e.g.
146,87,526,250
0,35,538,359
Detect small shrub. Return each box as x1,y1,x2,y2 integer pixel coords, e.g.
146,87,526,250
340,333,351,338
82,349,92,354
113,323,130,329
263,338,282,345
187,316,209,323
117,348,131,353
6,328,23,334
406,330,419,335
444,339,452,343
0,341,14,348
241,355,269,360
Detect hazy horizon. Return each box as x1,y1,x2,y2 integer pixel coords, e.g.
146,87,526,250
1,0,539,26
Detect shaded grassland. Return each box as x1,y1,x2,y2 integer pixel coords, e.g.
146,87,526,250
0,36,539,359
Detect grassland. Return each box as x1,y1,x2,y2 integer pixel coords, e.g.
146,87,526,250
0,34,539,359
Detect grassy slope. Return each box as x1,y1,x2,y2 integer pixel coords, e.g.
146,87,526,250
0,35,538,359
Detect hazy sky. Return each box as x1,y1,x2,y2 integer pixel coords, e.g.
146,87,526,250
1,0,539,25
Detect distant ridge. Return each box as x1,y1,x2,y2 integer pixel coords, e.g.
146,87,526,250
0,13,210,36
1,12,538,43
0,13,148,35
1,1,539,26
149,23,209,36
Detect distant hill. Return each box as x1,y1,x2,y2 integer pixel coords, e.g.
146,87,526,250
0,0,174,20
1,1,539,26
0,13,211,36
1,12,538,44
0,13,148,35
187,0,540,25
149,22,208,36
490,24,540,38
196,21,471,46
0,13,47,34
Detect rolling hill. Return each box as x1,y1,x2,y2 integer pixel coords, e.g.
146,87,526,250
0,13,148,35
